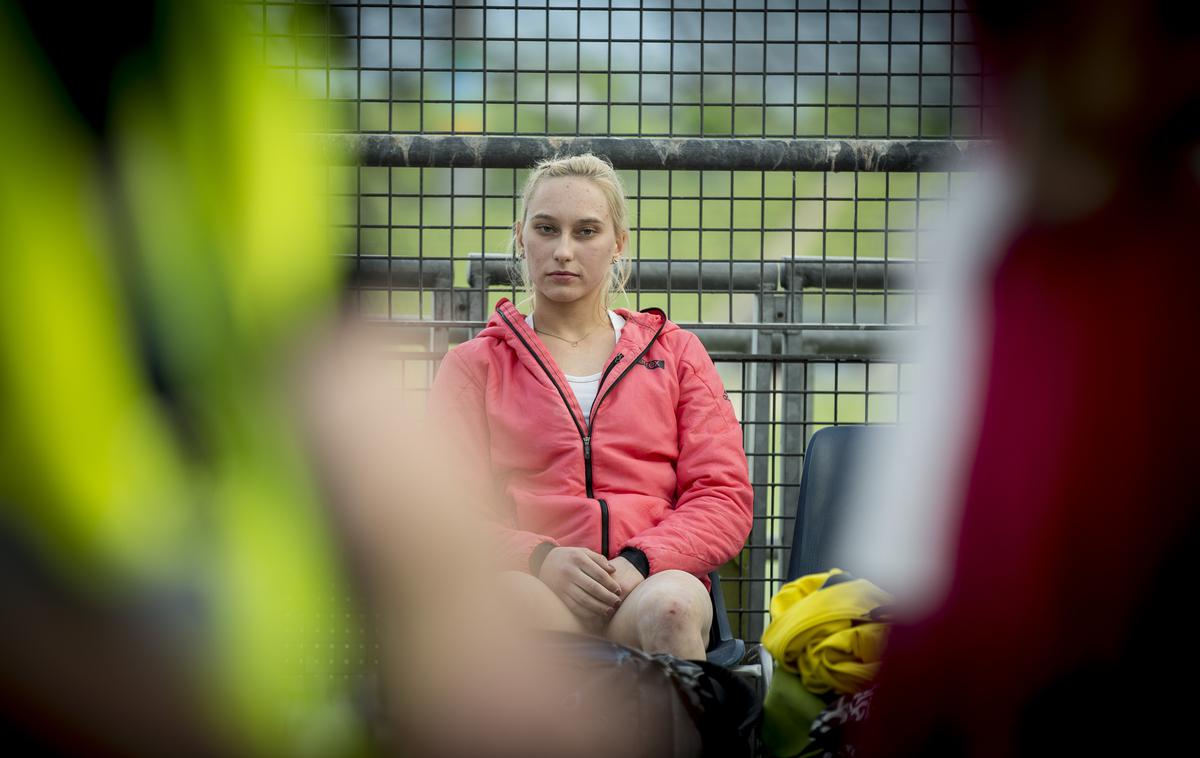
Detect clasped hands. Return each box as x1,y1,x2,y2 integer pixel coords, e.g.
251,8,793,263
539,546,644,622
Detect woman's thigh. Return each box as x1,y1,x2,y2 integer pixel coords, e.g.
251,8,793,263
605,570,712,651
495,570,589,634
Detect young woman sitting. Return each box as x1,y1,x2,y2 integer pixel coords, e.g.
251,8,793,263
430,154,753,660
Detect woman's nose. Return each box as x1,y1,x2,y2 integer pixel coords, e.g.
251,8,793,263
553,238,574,261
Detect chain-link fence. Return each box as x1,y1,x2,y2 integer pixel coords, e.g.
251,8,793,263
247,0,987,642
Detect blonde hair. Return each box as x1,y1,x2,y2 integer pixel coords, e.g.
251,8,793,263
510,153,633,312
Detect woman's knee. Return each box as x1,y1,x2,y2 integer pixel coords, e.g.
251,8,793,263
634,571,712,639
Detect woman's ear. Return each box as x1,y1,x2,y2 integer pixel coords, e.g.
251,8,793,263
614,229,628,258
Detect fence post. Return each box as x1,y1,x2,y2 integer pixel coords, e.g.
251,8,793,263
779,286,809,584
742,290,782,642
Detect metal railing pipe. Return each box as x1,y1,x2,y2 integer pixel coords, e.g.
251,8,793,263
320,134,989,173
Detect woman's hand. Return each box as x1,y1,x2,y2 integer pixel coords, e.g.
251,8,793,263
539,547,623,620
609,556,646,599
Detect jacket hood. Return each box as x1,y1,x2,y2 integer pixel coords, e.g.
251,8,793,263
480,298,675,356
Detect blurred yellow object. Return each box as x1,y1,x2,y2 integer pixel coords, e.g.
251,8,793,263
762,569,893,695
0,1,187,590
0,2,363,754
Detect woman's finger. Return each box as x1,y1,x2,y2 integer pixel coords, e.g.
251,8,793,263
566,580,614,614
561,592,592,619
572,572,621,609
584,550,615,573
562,587,603,618
577,558,623,596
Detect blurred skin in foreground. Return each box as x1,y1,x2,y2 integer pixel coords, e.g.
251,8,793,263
300,331,649,758
0,2,635,755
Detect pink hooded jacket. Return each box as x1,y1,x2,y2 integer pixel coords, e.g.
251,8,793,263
429,298,753,584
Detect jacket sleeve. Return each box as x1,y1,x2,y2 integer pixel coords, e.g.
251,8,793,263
428,347,560,573
623,332,753,577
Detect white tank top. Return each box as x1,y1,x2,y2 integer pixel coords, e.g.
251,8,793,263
527,310,626,421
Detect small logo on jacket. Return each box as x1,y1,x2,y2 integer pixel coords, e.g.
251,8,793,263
635,357,666,370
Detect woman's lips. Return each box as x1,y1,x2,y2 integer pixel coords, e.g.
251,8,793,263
547,272,578,280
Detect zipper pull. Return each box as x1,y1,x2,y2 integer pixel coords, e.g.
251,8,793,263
599,353,623,384
583,436,592,460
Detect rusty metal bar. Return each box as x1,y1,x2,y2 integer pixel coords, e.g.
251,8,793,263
344,257,454,289
345,254,935,295
466,255,783,292
361,320,913,358
781,258,933,290
353,317,916,333
319,133,989,173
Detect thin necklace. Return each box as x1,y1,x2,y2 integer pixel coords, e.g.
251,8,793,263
535,320,608,348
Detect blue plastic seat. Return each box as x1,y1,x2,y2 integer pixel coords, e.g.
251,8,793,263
787,425,893,582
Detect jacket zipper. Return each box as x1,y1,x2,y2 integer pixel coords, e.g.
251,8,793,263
498,308,665,555
586,353,626,560
582,353,625,497
585,318,665,439
598,498,609,556
496,308,588,443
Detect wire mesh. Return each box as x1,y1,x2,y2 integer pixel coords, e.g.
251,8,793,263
302,0,989,140
245,0,988,642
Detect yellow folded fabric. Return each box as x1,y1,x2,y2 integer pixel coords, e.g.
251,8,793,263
762,569,893,695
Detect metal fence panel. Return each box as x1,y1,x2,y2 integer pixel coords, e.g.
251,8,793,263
246,0,987,642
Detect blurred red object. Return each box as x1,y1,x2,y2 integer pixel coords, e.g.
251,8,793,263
862,1,1200,755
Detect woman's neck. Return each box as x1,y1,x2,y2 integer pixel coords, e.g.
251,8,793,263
531,293,609,337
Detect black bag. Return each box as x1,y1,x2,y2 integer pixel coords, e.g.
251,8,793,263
541,632,760,758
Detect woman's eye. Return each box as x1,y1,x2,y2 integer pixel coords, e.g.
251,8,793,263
536,225,555,234
578,228,597,237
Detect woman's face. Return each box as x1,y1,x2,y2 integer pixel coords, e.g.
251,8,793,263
516,176,626,310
